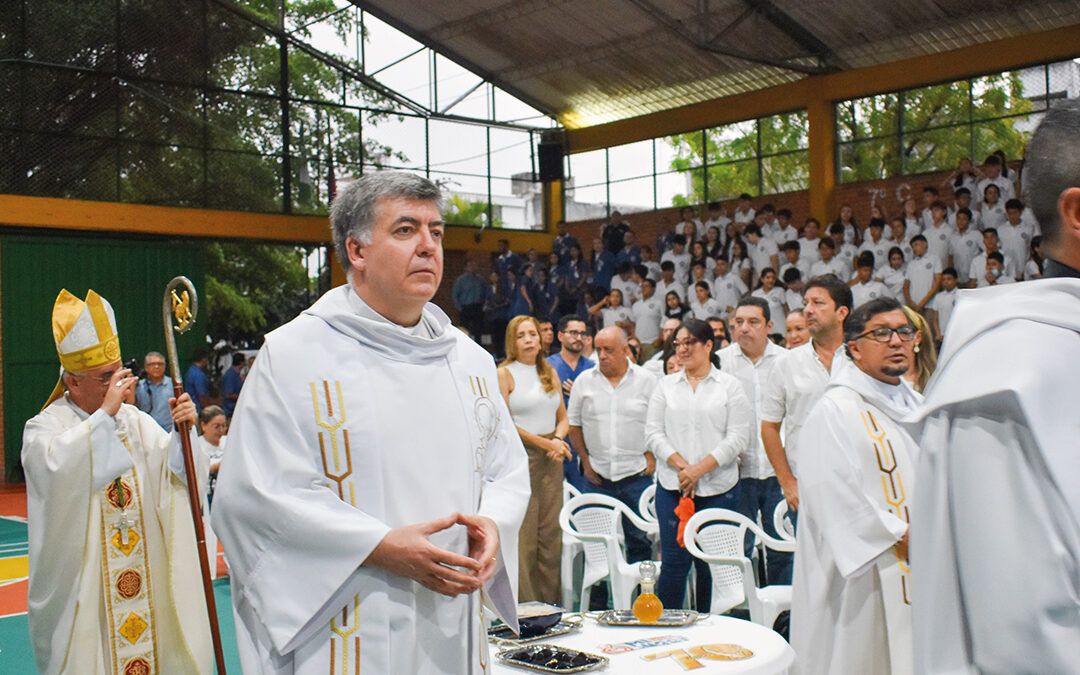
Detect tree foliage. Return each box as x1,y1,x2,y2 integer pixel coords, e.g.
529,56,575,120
3,0,394,351
664,72,1034,205
443,194,504,228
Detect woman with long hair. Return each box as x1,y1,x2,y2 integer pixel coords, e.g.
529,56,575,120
751,268,789,341
1026,235,1045,280
646,318,752,610
728,237,752,288
498,316,572,604
704,225,725,260
900,305,938,393
832,203,860,246
662,290,688,322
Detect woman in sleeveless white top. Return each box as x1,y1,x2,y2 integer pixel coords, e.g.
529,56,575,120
497,316,571,605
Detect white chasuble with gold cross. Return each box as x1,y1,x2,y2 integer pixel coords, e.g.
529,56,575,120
790,359,921,675
22,398,213,675
214,286,530,675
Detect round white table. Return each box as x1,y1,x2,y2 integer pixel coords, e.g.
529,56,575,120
490,614,794,674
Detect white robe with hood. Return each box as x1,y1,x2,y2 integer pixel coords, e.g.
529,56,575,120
906,277,1080,674
212,286,531,674
790,357,922,675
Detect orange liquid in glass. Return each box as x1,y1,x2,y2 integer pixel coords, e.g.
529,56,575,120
633,591,664,624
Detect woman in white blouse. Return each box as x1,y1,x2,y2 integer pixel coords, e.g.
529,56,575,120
646,318,753,610
498,315,573,605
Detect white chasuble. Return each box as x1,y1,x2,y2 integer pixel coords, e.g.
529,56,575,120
790,360,921,675
907,278,1080,674
21,399,212,675
213,286,531,675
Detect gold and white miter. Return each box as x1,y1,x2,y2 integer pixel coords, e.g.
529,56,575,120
43,289,122,409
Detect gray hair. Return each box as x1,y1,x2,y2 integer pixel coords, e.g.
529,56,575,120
1023,98,1080,246
329,172,444,273
144,351,165,363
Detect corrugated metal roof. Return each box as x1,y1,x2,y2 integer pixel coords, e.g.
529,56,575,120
353,0,1080,127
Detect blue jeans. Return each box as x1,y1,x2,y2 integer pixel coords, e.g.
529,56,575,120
582,471,654,563
655,484,742,612
737,476,793,585
563,440,592,494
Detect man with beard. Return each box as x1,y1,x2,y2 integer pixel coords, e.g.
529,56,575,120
761,275,852,514
791,297,922,675
547,315,595,491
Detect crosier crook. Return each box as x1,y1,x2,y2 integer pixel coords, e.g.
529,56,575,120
162,276,227,674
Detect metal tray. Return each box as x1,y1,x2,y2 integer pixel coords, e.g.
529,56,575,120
590,609,702,627
495,644,609,673
488,618,581,645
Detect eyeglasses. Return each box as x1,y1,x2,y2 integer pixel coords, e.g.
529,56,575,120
854,325,918,343
561,330,588,337
145,361,166,368
673,338,701,349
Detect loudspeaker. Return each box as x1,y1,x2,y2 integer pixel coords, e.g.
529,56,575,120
537,142,564,182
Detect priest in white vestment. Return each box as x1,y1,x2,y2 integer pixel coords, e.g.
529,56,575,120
908,100,1080,674
22,289,212,675
790,296,922,675
212,172,531,674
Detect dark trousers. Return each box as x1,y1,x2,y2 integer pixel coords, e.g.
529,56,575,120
582,471,654,563
737,476,793,585
459,302,485,339
655,484,742,612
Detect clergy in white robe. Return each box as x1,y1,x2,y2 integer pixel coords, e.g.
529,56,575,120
212,172,531,674
907,101,1080,674
790,297,922,675
22,289,212,675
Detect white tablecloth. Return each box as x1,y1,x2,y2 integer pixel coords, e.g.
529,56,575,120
490,614,794,674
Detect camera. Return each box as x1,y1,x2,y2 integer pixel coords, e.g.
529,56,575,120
124,357,145,380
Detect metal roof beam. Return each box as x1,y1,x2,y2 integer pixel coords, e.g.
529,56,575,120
739,0,846,71
623,0,827,75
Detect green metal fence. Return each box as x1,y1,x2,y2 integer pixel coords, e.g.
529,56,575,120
1,233,206,482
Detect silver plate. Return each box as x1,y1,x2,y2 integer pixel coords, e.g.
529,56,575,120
495,644,609,673
488,619,581,645
591,609,701,626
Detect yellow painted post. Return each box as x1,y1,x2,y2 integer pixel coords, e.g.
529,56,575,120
542,180,564,233
807,94,836,227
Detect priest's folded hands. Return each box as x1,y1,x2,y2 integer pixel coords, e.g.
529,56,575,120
364,511,501,597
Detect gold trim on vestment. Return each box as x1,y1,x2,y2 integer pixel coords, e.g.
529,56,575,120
861,409,912,604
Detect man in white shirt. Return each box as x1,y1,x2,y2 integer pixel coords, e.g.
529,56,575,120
744,224,780,285
610,262,640,306
928,268,959,341
910,100,1080,674
568,327,659,565
903,235,941,316
799,218,824,266
660,234,691,284
631,278,664,360
828,223,859,278
655,261,686,302
791,296,922,675
771,208,800,245
782,268,805,311
712,257,748,316
761,275,853,513
851,252,891,309
810,238,847,279
967,228,1017,288
732,193,755,226
779,241,811,284
702,201,731,241
922,201,955,266
640,246,662,281
719,297,791,584
947,188,981,231
946,208,982,286
859,219,891,271
998,199,1036,271
214,172,530,674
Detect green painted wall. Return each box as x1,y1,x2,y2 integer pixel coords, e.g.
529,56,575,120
1,233,206,482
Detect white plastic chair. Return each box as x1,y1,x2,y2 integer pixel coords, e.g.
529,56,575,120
773,500,795,542
559,492,661,612
683,508,794,630
636,482,661,557
561,481,583,609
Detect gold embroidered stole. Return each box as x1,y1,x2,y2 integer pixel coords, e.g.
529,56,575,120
100,460,158,675
832,388,915,675
311,380,362,675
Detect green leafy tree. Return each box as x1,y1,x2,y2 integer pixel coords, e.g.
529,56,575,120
665,74,1033,204
443,194,504,227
